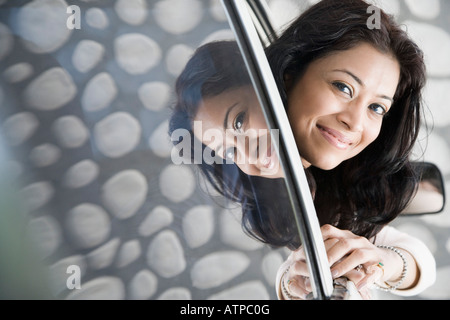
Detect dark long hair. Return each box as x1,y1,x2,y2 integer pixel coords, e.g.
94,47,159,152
266,0,426,239
169,41,301,248
169,0,426,248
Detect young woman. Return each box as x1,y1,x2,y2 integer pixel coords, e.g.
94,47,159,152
169,0,435,299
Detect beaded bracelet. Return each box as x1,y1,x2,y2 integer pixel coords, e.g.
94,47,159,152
280,266,298,300
374,245,408,292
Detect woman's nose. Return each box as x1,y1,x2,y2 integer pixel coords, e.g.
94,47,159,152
337,101,365,132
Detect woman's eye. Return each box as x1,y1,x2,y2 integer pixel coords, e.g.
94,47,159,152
224,147,236,162
233,111,246,132
369,103,387,116
333,82,353,97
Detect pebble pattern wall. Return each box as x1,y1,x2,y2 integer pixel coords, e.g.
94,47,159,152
0,0,449,300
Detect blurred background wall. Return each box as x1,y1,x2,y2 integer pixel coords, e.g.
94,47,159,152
0,0,449,300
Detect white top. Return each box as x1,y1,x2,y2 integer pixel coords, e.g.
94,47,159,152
275,225,436,299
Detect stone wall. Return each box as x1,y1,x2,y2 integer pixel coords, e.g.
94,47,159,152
0,0,449,300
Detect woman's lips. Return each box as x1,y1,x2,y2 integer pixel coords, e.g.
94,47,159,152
317,124,354,150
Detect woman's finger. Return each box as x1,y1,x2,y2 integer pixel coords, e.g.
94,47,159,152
356,262,385,291
324,237,340,251
290,259,310,277
341,268,366,286
330,247,381,279
291,245,306,261
327,237,370,269
321,224,357,241
285,275,311,300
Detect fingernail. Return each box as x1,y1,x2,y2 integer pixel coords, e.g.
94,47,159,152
304,277,311,290
332,269,339,278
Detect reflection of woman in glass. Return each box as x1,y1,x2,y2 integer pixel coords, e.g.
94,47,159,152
170,41,300,248
169,0,435,299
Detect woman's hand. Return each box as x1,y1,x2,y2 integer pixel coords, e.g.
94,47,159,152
282,224,406,300
321,224,388,299
281,245,312,300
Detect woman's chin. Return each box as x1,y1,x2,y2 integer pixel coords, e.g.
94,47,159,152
306,157,343,171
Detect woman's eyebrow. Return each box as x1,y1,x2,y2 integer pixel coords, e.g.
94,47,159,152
223,103,238,129
333,69,364,86
332,69,394,103
380,95,394,104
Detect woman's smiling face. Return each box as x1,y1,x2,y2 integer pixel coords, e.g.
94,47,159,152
192,43,400,176
287,43,400,170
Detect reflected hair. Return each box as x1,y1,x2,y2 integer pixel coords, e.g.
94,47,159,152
169,41,300,249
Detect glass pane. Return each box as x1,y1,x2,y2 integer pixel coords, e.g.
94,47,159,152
0,0,299,300
220,0,334,300
4,0,448,302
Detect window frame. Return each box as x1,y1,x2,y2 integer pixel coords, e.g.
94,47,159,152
221,0,335,300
